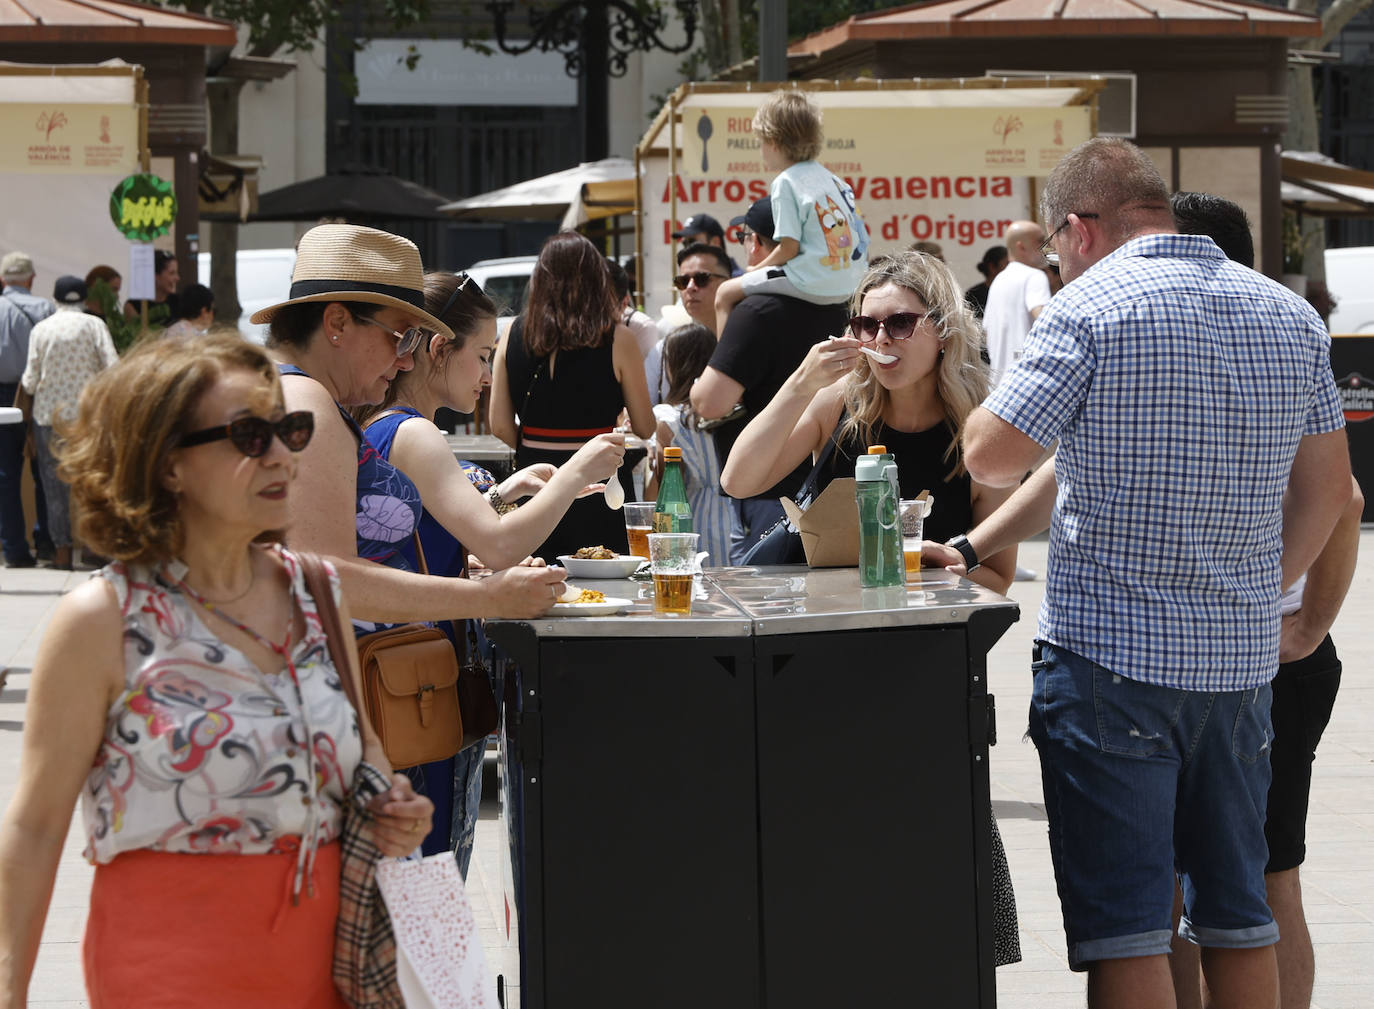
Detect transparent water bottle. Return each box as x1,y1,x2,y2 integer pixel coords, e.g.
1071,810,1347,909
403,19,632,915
855,445,902,588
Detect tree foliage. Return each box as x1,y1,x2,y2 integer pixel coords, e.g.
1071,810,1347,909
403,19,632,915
154,0,431,60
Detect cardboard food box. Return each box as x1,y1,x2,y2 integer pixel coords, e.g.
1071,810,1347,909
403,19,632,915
780,477,859,568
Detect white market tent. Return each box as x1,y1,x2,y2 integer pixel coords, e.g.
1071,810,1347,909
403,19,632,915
438,157,635,229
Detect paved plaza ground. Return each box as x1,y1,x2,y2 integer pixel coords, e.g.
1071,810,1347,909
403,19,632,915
2,533,1371,1006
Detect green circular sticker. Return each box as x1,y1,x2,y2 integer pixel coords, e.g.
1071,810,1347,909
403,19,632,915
110,173,176,241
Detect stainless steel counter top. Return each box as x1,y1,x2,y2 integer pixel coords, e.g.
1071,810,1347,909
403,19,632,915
491,564,1016,638
709,565,1016,635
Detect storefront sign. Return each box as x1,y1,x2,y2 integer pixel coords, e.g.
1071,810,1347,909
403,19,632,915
638,104,1091,313
1,103,137,174
110,174,176,242
681,105,1091,180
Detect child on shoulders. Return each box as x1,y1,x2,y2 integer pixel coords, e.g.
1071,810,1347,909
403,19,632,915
714,88,870,334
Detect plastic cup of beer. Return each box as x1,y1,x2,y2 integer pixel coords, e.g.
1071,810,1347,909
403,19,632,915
648,532,699,615
900,499,926,581
624,502,655,559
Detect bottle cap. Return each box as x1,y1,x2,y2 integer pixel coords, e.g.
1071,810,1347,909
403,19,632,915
855,456,885,481
867,445,887,455
663,446,683,460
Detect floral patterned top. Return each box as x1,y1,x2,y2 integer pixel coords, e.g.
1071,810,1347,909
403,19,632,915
82,548,362,873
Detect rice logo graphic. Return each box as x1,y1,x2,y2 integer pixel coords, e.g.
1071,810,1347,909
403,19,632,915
993,115,1023,143
1337,372,1372,422
99,115,111,144
36,110,67,140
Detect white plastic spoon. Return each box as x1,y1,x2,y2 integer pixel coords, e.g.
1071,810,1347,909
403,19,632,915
603,466,625,509
860,346,899,365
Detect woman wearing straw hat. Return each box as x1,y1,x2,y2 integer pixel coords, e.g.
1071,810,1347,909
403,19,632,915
253,224,567,853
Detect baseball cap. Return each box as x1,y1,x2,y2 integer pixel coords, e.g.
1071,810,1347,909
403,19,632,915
54,275,87,304
1,251,34,279
671,214,725,242
729,197,774,242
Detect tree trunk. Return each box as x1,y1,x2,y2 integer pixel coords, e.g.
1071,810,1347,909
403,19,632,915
722,0,744,67
206,78,246,323
698,0,729,74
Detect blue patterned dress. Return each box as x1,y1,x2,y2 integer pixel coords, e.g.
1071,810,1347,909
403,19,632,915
276,365,454,858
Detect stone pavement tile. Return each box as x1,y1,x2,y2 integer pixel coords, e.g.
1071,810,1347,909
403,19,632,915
27,946,87,1002
1309,920,1374,944
1309,941,1374,985
1313,984,1374,1009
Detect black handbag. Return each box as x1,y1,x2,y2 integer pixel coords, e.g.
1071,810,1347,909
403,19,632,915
739,418,845,566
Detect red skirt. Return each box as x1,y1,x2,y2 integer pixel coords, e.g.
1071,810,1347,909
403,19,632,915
83,842,349,1009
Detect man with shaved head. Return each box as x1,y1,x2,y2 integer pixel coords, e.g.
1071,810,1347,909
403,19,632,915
982,219,1050,386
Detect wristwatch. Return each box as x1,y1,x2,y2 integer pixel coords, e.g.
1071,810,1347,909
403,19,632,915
487,487,518,515
945,534,981,573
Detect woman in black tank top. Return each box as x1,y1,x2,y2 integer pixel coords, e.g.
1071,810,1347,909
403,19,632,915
720,249,1019,592
490,233,655,560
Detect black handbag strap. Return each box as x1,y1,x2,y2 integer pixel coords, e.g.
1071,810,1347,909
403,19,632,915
793,413,847,507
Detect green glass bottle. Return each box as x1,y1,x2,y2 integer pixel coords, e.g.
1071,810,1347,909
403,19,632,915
653,446,694,533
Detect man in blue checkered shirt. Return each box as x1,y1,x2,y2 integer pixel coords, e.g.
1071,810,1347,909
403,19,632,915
963,139,1353,1009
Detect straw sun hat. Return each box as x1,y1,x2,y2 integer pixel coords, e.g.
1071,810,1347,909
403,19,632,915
250,224,454,340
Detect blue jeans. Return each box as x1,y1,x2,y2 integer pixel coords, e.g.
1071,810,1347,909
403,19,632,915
1028,641,1278,971
728,496,785,565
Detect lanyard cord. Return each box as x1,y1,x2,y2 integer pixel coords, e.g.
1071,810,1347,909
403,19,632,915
169,557,321,903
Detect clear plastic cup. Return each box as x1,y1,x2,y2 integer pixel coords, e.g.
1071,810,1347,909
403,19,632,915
624,502,655,559
900,498,933,581
647,532,699,615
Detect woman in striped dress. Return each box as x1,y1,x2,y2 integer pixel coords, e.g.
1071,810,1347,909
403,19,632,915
648,323,733,566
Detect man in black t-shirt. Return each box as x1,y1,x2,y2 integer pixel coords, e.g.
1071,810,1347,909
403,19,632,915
690,197,849,562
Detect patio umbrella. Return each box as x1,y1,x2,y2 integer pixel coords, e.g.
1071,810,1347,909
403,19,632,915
251,163,454,222
439,158,635,223
1281,151,1374,217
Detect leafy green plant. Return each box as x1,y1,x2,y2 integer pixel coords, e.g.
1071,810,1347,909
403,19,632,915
89,280,146,354
1282,210,1304,275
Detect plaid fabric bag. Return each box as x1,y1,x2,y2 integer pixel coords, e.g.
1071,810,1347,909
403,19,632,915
298,552,406,1009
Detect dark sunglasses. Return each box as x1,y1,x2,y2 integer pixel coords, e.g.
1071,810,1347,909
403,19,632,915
179,411,315,457
733,229,754,245
846,311,932,342
673,271,729,290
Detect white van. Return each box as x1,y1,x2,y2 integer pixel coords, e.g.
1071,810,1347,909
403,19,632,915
197,247,296,343
1324,247,1374,335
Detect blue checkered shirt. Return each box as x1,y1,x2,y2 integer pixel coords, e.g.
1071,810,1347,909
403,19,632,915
984,234,1345,690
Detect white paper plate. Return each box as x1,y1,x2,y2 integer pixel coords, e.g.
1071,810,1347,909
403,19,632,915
556,555,646,578
551,596,632,616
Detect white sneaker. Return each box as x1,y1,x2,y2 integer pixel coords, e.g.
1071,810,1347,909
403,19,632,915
1015,564,1038,581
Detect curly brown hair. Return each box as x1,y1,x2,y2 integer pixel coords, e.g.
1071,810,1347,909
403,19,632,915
521,231,618,358
58,333,283,565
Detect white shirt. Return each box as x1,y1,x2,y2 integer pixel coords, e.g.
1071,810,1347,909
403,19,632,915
21,305,118,425
983,261,1051,387
623,308,661,360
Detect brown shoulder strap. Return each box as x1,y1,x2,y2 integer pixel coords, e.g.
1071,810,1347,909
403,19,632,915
298,551,363,714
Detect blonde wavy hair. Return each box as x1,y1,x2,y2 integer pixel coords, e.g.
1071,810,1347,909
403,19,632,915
839,251,990,480
58,333,283,564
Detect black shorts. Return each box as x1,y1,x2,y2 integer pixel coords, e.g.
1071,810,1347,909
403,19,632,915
1264,634,1343,874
